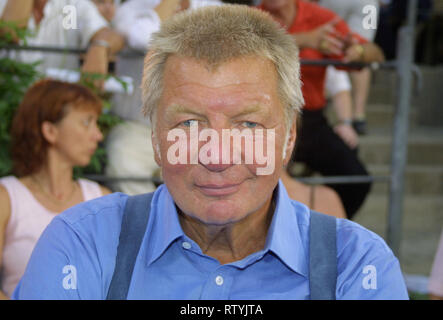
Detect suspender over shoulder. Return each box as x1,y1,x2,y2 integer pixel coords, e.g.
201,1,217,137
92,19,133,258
106,193,337,300
309,211,337,299
106,193,154,300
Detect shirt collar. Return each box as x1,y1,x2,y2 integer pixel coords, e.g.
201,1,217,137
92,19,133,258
145,181,309,278
264,180,309,278
145,184,185,266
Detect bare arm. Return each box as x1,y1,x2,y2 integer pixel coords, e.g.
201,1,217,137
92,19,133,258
0,185,11,300
0,0,33,27
154,0,182,21
359,42,385,63
331,90,359,149
344,40,385,64
89,27,126,56
81,26,126,76
0,0,33,43
292,16,385,64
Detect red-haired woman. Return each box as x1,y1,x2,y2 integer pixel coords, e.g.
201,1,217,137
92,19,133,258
0,79,111,299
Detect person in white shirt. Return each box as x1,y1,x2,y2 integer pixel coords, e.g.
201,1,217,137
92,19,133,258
105,0,223,195
92,0,117,23
114,0,223,52
0,0,125,76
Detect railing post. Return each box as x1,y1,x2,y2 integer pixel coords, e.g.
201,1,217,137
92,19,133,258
387,0,418,257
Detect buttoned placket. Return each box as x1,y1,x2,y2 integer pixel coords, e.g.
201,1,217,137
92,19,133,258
180,239,235,299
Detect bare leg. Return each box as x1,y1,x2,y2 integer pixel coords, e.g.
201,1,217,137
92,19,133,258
350,67,371,134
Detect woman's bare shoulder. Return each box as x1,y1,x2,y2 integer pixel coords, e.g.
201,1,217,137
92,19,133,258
99,184,112,196
314,185,346,219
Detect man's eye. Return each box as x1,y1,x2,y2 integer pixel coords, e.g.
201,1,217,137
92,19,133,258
242,121,258,129
181,119,198,127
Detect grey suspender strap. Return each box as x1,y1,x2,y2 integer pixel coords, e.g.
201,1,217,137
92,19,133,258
106,194,337,300
106,192,154,300
309,210,338,300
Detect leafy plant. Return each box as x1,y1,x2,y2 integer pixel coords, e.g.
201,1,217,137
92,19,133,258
0,58,42,177
0,20,34,47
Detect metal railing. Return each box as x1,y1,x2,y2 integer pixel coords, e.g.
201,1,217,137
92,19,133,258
0,0,419,258
387,0,418,257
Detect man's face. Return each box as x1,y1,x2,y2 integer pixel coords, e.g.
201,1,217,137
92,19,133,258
153,55,296,226
92,0,116,22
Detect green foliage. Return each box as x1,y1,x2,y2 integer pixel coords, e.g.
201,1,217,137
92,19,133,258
0,20,34,47
0,58,42,177
408,291,430,300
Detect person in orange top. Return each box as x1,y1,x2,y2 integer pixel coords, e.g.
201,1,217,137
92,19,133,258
259,0,385,219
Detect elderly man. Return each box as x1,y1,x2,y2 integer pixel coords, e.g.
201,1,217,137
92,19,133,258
13,5,408,300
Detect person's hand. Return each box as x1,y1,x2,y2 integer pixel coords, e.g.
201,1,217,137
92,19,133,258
334,122,359,149
343,34,365,63
307,17,344,56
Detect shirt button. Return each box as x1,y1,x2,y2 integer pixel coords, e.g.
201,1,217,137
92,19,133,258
182,242,191,250
215,275,224,286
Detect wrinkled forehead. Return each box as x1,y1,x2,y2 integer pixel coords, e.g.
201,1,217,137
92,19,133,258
159,54,283,113
165,54,277,79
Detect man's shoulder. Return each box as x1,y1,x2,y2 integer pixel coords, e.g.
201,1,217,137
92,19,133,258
336,218,392,255
57,192,129,228
287,198,390,254
334,218,408,298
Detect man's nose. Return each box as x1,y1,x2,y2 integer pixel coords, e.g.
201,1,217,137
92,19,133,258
201,162,233,172
198,132,234,172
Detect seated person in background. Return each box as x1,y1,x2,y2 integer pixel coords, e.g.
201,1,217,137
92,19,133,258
114,0,223,52
281,170,346,219
259,0,385,219
313,0,381,135
106,0,223,195
0,0,125,76
92,0,116,23
0,79,111,299
87,0,119,73
12,6,407,300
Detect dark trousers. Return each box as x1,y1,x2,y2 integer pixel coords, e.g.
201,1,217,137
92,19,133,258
293,109,372,219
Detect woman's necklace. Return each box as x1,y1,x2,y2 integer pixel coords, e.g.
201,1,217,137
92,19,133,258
30,175,78,205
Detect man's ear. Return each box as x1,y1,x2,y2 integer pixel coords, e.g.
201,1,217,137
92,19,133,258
283,116,297,166
151,129,162,167
41,121,58,145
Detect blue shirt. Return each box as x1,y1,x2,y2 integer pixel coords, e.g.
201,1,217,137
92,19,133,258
13,181,409,299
